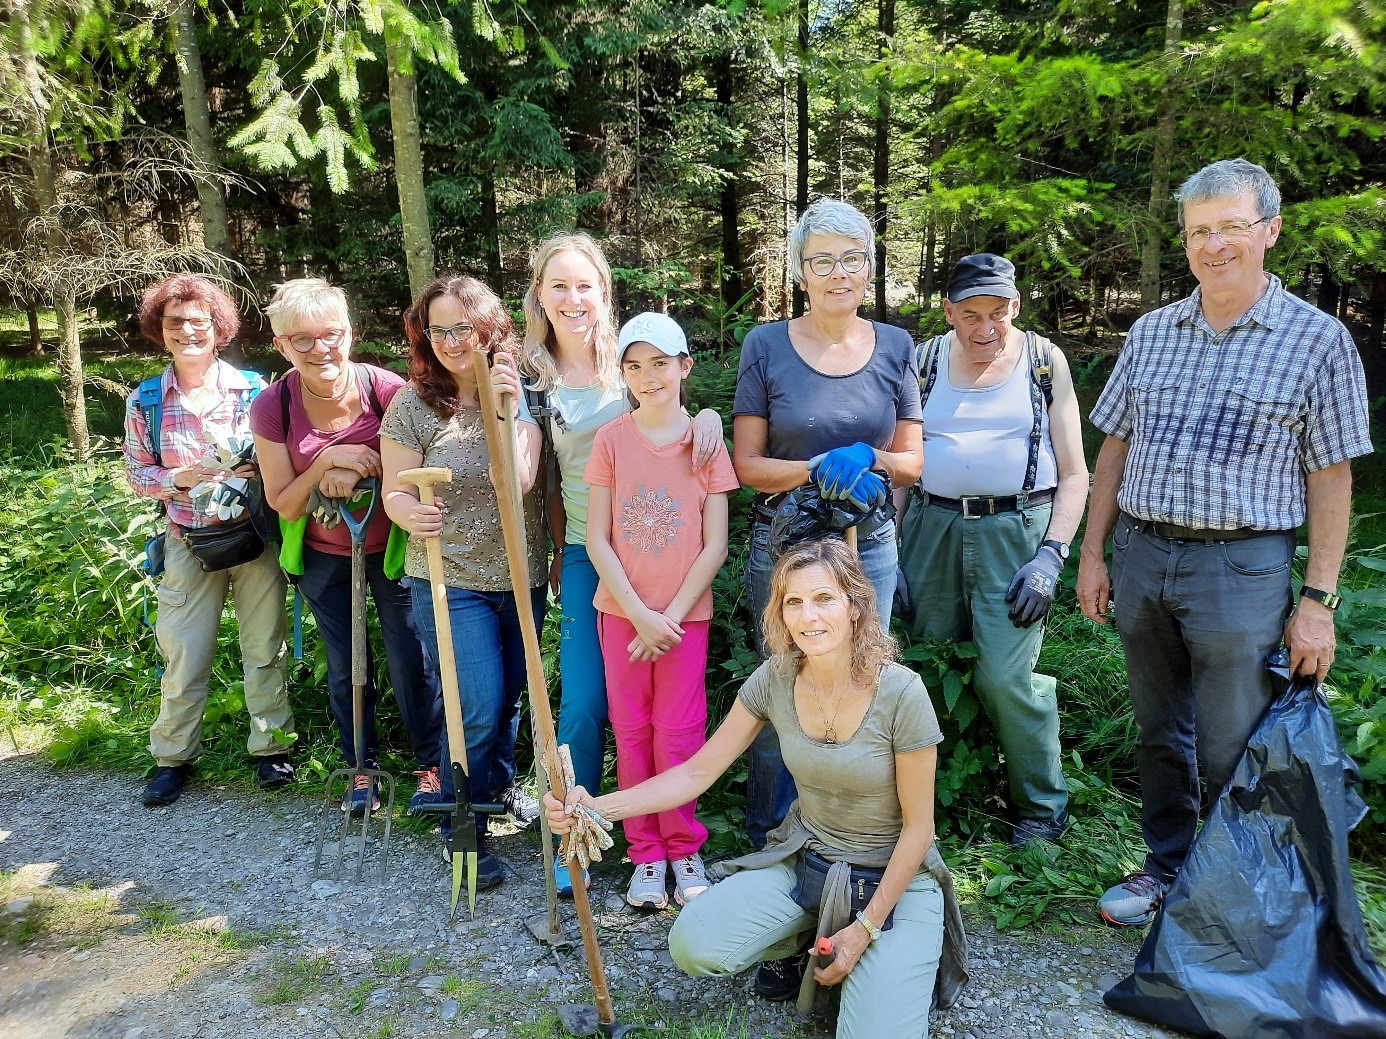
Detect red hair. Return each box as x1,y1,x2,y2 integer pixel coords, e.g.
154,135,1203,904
403,275,517,418
137,275,240,347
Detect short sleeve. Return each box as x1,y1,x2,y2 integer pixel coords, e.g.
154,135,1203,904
735,662,776,721
883,325,922,423
732,326,770,419
1090,334,1136,440
1303,328,1373,471
516,385,538,428
583,423,616,488
366,365,405,413
380,385,425,453
886,666,943,753
249,382,289,443
703,440,740,494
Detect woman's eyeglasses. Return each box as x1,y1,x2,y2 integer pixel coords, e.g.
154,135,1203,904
803,250,869,277
163,316,212,331
279,328,348,352
425,323,475,344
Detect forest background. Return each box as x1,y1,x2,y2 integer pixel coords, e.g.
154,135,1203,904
1,0,1385,942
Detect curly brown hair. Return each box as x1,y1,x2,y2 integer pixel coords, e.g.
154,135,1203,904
137,275,240,348
762,538,898,685
403,275,518,418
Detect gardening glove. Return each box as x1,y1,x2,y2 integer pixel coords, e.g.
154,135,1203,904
1005,544,1064,627
307,487,344,529
841,468,887,512
807,442,877,500
555,744,613,868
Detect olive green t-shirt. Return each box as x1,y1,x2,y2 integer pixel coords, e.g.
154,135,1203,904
738,660,942,855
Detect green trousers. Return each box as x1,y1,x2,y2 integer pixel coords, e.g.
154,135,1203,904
898,496,1068,822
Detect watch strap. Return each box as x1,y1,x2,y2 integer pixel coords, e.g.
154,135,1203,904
1300,584,1342,611
1041,539,1070,562
855,910,882,942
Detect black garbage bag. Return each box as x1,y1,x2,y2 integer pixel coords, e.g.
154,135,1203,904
766,483,894,561
1104,654,1386,1038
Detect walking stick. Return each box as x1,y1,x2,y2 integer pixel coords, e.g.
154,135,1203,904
397,466,503,918
475,356,652,1038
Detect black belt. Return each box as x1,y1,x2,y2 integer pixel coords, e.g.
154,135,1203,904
915,486,1055,519
1123,513,1288,544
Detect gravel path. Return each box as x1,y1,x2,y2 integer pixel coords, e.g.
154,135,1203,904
0,753,1183,1039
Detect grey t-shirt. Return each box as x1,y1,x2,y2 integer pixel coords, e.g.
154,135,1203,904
733,320,922,462
738,660,942,854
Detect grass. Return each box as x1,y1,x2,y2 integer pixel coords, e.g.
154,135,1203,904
258,952,337,1005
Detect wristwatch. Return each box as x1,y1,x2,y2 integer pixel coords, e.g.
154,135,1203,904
1300,584,1342,611
1041,539,1070,562
855,910,883,943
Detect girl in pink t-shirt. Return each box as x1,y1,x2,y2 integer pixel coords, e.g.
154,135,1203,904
584,312,739,911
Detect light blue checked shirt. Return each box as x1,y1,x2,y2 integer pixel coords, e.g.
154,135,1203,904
1091,275,1372,531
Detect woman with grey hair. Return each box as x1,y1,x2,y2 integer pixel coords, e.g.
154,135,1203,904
731,198,923,996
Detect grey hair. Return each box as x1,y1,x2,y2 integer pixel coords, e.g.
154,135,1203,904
1175,158,1281,224
788,199,876,287
264,277,351,335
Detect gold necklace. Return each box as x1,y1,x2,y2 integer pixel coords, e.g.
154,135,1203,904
806,674,849,745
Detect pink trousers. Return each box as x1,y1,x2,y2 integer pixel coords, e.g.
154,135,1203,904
598,613,709,863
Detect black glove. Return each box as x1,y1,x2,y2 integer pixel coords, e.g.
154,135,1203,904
1005,545,1064,627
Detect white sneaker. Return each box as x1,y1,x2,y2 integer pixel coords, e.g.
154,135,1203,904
670,853,710,906
626,860,668,910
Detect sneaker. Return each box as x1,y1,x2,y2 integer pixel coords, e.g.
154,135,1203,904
342,773,381,816
1099,871,1169,927
440,840,504,891
626,860,669,910
554,851,590,899
670,853,710,906
500,784,541,827
1009,809,1070,847
142,764,192,807
753,954,807,1002
409,767,442,814
254,754,295,791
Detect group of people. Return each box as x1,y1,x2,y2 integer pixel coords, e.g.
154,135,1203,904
123,157,1371,1039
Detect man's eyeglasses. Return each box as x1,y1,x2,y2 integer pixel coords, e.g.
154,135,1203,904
803,250,869,277
1182,216,1271,247
279,328,347,353
426,323,475,344
163,316,212,331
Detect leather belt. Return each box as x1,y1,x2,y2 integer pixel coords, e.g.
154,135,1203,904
916,486,1055,519
1123,513,1286,543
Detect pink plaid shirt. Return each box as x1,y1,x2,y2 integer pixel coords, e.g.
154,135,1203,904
123,361,265,532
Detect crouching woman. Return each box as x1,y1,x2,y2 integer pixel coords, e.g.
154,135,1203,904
546,538,947,1038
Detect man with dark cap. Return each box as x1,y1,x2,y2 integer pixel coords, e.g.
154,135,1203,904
896,253,1089,846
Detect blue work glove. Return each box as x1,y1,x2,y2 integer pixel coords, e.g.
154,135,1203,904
841,469,887,512
1004,544,1064,627
807,442,877,500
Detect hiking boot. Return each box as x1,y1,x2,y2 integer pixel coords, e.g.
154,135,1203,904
342,773,380,817
554,850,589,899
409,766,442,814
142,764,192,807
500,784,541,827
1099,871,1169,927
441,839,504,891
254,754,295,791
670,853,710,906
1010,809,1070,847
626,860,668,910
754,954,807,1002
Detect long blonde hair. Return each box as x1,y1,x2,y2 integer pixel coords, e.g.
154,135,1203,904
520,233,622,392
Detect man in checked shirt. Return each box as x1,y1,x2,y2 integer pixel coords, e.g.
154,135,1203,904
1077,158,1372,928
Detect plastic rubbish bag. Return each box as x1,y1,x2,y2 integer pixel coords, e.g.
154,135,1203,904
766,484,894,560
1104,652,1386,1038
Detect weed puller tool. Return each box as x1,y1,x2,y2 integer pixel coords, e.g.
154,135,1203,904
314,478,398,881
475,356,660,1038
397,465,504,919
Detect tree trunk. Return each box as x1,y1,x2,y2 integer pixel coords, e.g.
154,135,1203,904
872,0,894,322
481,169,502,293
1318,266,1341,315
54,292,90,459
169,0,231,256
793,0,809,318
715,56,744,319
26,301,42,355
1139,0,1185,312
385,37,435,299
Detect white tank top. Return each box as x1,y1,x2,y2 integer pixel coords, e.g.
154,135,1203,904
920,334,1058,498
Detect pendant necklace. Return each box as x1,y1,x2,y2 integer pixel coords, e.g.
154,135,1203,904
809,675,848,745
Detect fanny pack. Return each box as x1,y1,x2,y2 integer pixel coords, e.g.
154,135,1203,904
182,518,265,572
143,532,167,578
790,848,896,931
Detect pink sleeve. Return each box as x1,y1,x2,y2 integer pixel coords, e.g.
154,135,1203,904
249,382,288,443
583,425,616,487
705,441,740,494
369,365,406,410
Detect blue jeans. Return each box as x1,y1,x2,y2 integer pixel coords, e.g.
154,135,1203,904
297,546,442,769
557,544,608,796
742,519,897,847
410,580,547,838
1110,515,1295,880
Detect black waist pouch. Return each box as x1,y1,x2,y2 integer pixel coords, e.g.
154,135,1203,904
790,849,896,931
182,518,265,572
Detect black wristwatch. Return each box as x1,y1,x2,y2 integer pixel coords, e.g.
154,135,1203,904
1300,584,1342,611
1041,539,1070,562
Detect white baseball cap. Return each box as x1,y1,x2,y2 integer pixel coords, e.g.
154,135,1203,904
618,312,689,358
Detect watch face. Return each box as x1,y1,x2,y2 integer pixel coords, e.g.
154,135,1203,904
1045,540,1069,560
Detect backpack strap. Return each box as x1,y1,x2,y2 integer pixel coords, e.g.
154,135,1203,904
1018,330,1045,502
137,374,165,468
357,363,384,417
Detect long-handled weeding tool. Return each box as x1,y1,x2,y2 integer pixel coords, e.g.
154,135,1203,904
397,465,504,918
314,478,397,880
475,356,659,1038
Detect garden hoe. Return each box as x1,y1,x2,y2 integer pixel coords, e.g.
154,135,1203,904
397,465,504,919
475,356,660,1038
313,478,397,881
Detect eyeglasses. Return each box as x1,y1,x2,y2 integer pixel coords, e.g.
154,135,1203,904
163,316,212,331
1182,216,1271,247
279,328,347,353
426,323,475,344
803,250,870,277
